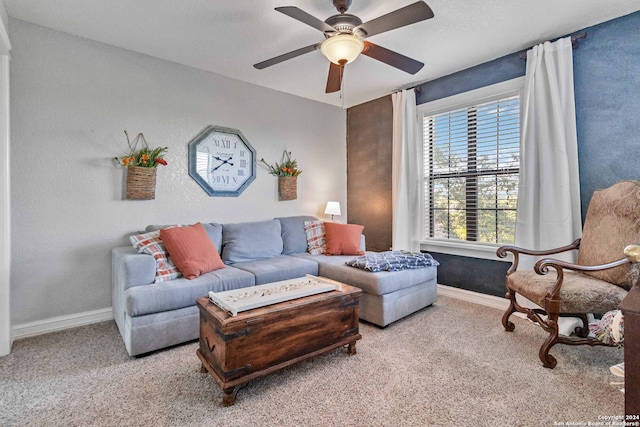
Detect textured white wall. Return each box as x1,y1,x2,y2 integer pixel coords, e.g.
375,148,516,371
9,19,346,325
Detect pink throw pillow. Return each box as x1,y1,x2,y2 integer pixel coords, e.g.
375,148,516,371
324,222,365,256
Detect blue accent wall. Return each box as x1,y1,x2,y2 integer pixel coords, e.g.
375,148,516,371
573,12,640,217
416,53,525,105
414,10,640,296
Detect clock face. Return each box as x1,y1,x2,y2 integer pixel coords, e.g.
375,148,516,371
188,126,256,197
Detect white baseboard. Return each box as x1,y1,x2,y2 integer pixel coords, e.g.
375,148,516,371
9,286,509,341
12,307,113,340
437,284,510,311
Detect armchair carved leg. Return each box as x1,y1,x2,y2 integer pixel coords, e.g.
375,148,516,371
502,290,517,332
519,304,560,369
537,314,560,369
573,314,590,338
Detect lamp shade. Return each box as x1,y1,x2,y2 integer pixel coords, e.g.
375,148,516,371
320,34,364,65
324,201,341,216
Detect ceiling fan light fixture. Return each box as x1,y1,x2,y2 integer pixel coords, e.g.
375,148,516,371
320,34,364,65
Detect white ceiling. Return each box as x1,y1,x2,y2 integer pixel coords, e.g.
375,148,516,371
5,0,640,108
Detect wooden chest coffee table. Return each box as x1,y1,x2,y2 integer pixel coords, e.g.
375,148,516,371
196,277,362,406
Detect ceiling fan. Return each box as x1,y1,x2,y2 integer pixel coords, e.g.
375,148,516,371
254,0,434,94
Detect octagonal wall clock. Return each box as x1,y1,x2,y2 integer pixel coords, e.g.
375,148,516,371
188,126,256,197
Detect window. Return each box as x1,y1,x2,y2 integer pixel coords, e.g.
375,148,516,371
418,78,523,254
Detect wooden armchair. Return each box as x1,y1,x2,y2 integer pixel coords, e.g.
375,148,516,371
496,180,640,368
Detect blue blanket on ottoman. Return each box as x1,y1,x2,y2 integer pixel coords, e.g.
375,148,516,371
345,251,439,272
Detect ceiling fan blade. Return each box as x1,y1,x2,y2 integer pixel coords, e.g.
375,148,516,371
326,62,343,93
355,1,434,38
254,43,322,69
275,6,337,34
362,41,424,74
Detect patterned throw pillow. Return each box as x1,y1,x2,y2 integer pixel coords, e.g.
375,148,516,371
345,251,440,272
589,309,624,346
304,220,326,255
129,229,182,283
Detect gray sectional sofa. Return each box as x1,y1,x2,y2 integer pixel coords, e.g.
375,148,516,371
112,216,438,356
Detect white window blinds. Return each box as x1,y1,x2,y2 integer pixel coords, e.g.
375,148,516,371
423,95,520,244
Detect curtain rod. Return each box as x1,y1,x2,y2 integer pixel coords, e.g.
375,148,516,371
406,31,586,94
518,31,586,59
392,86,422,94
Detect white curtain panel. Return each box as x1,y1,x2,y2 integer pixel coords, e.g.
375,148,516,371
391,89,422,252
516,36,582,261
515,37,582,335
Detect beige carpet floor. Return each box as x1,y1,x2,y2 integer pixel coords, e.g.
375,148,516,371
0,295,625,427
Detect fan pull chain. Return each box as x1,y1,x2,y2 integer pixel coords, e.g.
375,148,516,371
340,64,345,109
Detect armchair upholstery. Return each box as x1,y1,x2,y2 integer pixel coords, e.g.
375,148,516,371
497,180,640,368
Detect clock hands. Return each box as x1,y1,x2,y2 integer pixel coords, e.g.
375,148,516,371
211,156,234,173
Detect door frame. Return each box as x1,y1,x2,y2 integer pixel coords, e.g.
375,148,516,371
0,9,12,356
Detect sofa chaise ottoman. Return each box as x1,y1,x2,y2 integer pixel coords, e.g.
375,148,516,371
292,252,437,328
112,216,438,356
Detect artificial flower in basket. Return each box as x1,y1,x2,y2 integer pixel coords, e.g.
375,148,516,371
259,150,302,177
115,130,168,200
115,130,168,168
260,150,302,201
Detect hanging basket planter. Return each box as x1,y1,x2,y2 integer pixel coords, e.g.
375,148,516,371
126,166,157,200
115,130,168,201
259,150,302,202
278,176,297,201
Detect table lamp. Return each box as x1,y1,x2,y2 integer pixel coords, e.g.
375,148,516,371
324,201,341,221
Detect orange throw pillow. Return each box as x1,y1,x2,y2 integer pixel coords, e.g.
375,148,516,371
160,223,225,279
324,222,365,256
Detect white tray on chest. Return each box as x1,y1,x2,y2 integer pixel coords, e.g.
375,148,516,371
208,275,342,316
